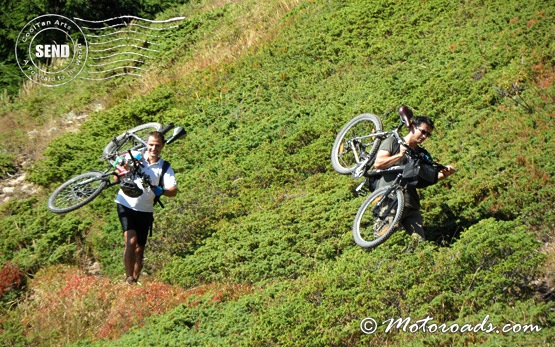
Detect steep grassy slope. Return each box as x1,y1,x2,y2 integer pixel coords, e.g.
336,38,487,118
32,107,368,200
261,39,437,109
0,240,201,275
1,0,554,346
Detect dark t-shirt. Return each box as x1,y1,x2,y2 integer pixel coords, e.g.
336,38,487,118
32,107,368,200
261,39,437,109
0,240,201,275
375,136,432,209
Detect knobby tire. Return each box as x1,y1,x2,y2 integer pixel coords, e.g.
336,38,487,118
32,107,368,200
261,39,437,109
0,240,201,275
352,186,405,249
331,113,383,175
47,171,107,213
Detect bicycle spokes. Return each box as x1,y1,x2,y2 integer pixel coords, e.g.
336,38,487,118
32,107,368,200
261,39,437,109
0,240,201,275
57,182,100,206
48,172,107,213
359,193,398,241
338,136,371,169
339,132,372,166
331,113,383,175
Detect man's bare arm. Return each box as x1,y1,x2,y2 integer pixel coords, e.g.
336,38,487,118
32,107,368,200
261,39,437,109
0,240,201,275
163,185,178,197
373,147,407,170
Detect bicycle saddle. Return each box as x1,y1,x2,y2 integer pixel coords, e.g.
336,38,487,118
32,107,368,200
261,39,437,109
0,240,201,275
398,106,413,128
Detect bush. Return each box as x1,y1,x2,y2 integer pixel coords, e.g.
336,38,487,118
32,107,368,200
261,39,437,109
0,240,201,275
0,262,25,315
0,152,16,179
79,219,551,346
0,265,190,346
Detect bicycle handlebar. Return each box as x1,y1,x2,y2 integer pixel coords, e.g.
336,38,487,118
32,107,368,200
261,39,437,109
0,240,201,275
391,130,448,171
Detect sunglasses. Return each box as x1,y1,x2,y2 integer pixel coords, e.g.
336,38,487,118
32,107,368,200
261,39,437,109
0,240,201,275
416,127,432,137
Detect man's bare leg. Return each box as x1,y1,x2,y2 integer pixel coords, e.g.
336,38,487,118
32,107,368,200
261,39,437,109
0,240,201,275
133,245,144,282
124,230,138,284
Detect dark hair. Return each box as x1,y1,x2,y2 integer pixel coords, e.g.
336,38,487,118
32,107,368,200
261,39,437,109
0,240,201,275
411,116,435,130
148,131,166,143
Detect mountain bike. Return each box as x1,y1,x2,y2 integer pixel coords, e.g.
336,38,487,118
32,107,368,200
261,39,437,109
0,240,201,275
331,106,447,248
47,122,186,214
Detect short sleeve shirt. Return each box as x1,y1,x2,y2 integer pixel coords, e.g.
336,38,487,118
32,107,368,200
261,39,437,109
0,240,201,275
375,136,431,209
115,155,177,213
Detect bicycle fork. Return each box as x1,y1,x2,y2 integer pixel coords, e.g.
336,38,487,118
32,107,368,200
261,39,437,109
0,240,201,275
372,191,394,219
372,176,402,219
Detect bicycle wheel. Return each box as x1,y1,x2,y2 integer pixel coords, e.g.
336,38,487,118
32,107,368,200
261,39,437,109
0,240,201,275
48,171,108,213
103,122,162,164
352,186,404,248
331,113,383,175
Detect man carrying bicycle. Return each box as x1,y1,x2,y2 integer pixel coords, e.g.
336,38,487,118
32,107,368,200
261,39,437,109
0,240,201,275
115,131,178,285
373,116,455,242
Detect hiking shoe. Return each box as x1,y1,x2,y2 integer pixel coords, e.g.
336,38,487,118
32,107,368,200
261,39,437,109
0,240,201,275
125,276,135,285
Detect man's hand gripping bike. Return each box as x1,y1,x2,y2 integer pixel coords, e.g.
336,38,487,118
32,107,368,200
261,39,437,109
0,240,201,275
331,106,447,249
47,123,186,214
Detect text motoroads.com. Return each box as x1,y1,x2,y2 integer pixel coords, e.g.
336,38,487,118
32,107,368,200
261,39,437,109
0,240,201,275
360,315,542,335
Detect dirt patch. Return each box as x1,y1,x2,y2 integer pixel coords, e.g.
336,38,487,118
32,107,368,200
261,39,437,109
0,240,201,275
0,106,102,204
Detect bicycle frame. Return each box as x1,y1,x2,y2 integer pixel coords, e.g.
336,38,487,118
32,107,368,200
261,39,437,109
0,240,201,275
354,165,404,195
69,168,121,189
104,123,186,163
346,114,406,148
371,174,402,212
346,131,389,165
48,122,186,214
350,124,405,179
103,132,148,162
333,106,450,249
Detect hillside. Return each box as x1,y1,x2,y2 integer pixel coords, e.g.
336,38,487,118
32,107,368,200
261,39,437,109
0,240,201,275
1,0,554,346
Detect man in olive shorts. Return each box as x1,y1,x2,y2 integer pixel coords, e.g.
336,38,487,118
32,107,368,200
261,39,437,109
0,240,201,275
373,116,455,241
115,131,178,284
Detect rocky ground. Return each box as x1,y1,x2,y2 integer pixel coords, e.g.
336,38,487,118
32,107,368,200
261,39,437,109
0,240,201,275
0,107,100,204
0,171,41,203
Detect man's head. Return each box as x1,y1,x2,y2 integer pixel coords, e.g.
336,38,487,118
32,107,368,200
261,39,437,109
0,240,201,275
409,116,434,145
146,131,165,162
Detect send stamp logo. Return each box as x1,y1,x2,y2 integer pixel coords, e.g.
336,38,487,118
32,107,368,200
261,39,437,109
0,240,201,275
16,14,184,87
15,14,88,87
75,15,184,81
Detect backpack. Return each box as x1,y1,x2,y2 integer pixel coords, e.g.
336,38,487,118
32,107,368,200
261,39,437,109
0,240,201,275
154,160,171,208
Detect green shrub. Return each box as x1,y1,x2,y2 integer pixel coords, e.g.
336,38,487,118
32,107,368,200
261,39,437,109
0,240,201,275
0,152,16,179
78,219,551,347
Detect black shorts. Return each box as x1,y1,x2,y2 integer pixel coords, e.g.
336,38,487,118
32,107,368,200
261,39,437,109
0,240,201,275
116,204,154,246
